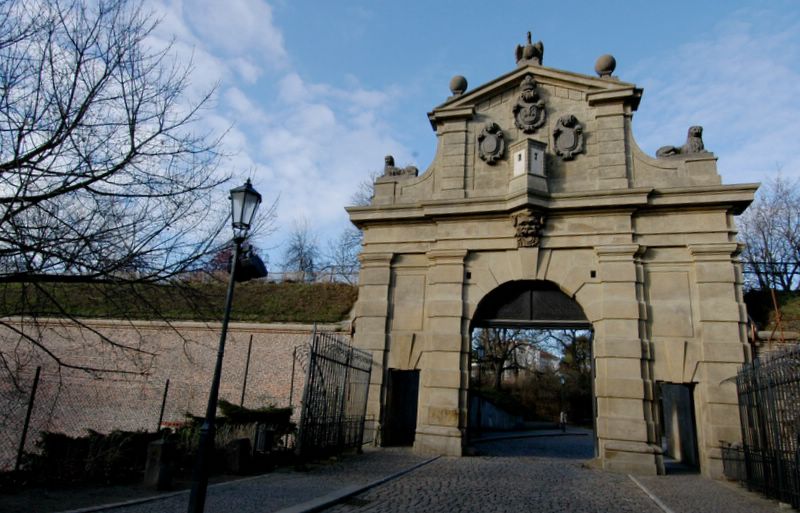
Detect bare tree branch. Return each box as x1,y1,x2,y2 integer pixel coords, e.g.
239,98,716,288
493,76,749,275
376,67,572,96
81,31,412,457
738,174,800,291
0,0,248,379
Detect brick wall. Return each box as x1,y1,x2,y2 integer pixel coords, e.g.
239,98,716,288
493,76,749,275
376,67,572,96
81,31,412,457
0,318,348,469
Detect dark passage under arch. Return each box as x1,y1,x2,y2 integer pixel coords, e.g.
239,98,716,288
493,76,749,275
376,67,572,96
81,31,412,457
471,280,591,329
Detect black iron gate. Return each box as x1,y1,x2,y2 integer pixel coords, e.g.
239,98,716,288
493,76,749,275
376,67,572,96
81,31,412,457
297,328,372,457
725,345,800,508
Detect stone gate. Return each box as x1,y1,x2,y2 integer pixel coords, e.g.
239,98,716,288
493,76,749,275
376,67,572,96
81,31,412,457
347,34,757,477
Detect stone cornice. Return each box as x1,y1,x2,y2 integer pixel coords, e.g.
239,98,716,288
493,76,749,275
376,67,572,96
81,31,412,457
595,244,643,261
358,252,394,266
347,183,757,227
648,183,758,214
426,249,469,263
427,106,475,130
688,243,742,260
586,87,643,109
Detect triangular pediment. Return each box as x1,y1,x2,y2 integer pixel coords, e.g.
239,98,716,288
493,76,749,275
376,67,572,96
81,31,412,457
432,64,640,115
359,35,735,217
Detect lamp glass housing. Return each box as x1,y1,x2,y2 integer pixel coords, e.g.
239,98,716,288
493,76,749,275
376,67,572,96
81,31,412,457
229,179,262,237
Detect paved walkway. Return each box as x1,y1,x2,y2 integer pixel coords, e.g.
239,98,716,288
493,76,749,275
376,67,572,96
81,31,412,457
68,431,782,513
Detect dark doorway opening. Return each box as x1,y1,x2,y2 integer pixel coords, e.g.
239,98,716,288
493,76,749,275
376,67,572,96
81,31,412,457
657,382,700,473
382,369,419,446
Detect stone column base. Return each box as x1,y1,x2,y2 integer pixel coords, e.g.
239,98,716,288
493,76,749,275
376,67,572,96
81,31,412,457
413,426,463,456
601,440,665,475
600,440,664,476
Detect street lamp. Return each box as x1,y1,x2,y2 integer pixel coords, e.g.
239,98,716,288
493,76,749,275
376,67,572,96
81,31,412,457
188,179,262,513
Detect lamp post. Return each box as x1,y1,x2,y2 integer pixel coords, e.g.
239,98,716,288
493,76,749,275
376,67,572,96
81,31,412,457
188,179,262,513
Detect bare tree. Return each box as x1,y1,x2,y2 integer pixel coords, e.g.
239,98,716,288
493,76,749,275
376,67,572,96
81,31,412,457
471,328,549,391
738,175,800,291
323,227,361,284
0,0,241,378
350,170,380,207
282,218,320,281
319,170,381,283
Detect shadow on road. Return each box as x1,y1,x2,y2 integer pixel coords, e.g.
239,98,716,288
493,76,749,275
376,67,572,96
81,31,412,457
468,429,595,460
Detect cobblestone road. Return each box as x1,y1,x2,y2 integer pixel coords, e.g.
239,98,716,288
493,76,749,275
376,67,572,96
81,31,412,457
93,448,429,513
327,433,782,513
328,434,660,513
85,431,783,513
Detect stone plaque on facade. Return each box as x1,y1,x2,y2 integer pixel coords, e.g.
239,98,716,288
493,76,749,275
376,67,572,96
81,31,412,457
553,114,584,160
477,122,505,165
513,74,546,133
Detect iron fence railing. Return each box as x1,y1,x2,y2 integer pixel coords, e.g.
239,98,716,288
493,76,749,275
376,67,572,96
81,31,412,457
726,345,800,508
297,329,372,458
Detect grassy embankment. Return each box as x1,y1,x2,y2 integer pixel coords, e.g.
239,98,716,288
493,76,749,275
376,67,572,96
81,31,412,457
0,280,358,324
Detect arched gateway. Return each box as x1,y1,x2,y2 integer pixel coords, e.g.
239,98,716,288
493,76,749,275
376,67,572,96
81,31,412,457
347,34,756,477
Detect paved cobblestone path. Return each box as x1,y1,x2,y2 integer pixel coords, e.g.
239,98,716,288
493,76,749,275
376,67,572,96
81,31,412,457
94,448,429,513
327,433,782,513
328,434,660,513
85,432,783,513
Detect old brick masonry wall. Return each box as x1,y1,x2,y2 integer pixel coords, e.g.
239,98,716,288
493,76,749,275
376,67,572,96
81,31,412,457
0,319,347,469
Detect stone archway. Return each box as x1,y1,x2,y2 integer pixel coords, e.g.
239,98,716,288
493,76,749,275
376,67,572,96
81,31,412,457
468,280,595,448
347,34,755,478
470,279,591,329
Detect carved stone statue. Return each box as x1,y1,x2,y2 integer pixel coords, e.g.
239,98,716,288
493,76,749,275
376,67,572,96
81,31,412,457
477,122,506,165
656,126,709,158
512,209,546,248
553,114,584,161
513,75,547,134
383,155,419,177
515,31,544,67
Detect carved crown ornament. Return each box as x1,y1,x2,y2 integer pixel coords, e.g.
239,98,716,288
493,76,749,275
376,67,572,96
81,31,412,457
512,208,546,248
513,74,547,134
553,114,584,161
477,122,506,165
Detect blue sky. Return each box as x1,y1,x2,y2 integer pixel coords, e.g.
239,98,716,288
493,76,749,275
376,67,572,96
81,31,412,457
148,0,800,265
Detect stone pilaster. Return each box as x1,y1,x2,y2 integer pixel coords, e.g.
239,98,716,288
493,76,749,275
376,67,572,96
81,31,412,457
587,90,638,190
594,244,663,474
689,243,747,477
352,252,393,437
431,110,472,200
415,249,468,456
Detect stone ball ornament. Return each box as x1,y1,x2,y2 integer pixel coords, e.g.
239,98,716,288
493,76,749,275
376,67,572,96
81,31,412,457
449,75,468,96
594,54,616,77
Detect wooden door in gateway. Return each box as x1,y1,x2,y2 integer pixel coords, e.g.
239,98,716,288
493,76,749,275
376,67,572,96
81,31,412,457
383,370,420,446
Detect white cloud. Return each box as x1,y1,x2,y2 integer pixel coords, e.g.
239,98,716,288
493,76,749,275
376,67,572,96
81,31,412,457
629,8,800,183
181,0,286,66
224,87,268,124
141,1,419,260
253,71,413,254
231,58,262,83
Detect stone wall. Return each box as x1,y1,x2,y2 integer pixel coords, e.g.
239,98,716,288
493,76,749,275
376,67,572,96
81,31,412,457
0,319,345,468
